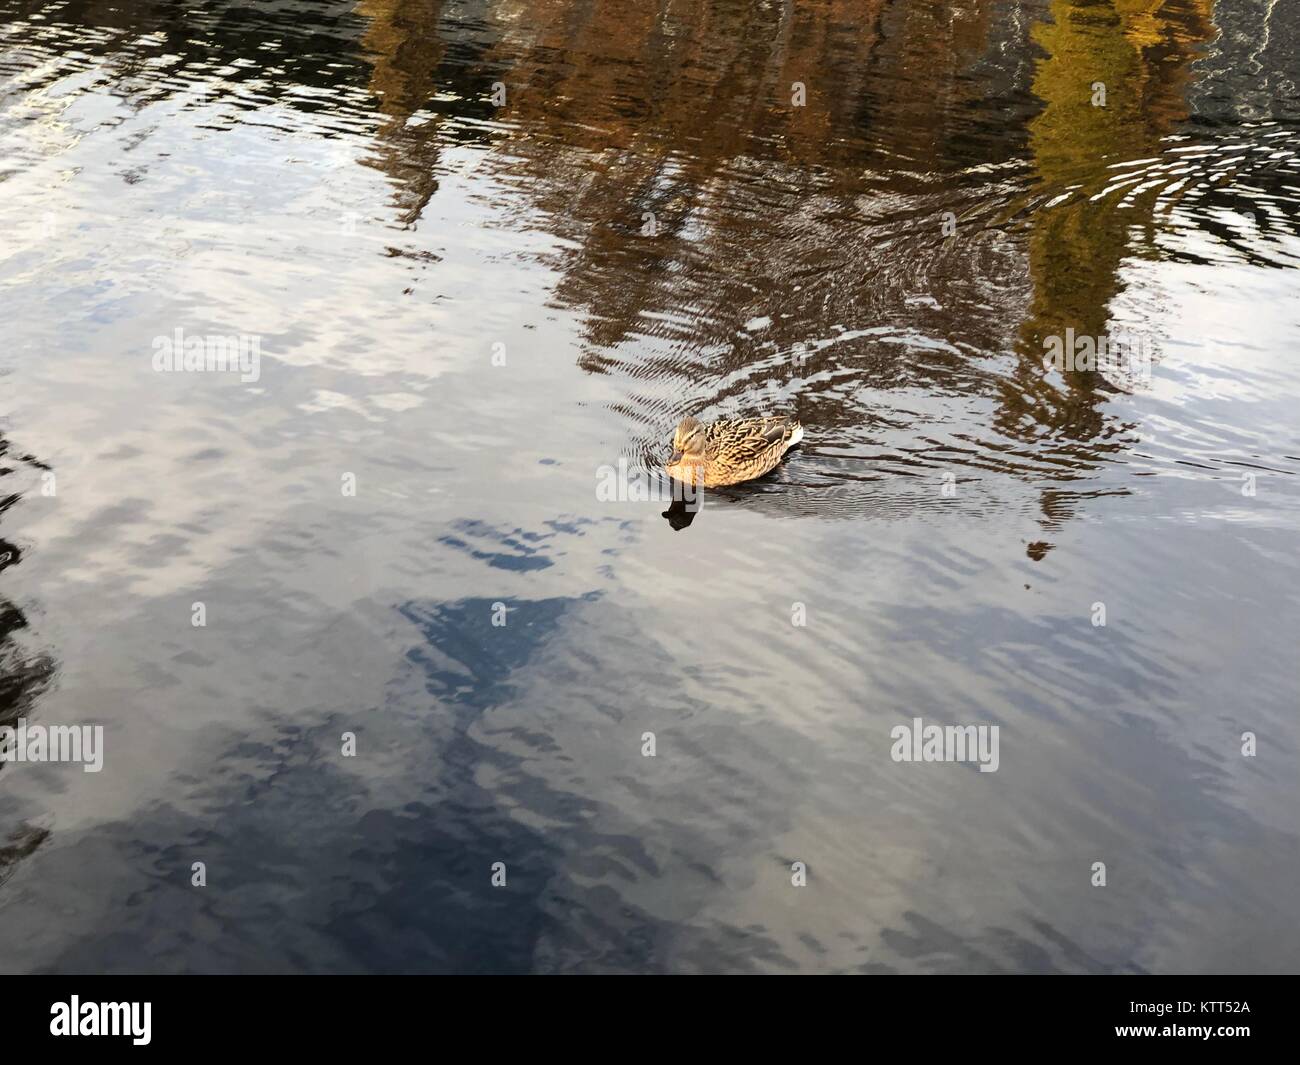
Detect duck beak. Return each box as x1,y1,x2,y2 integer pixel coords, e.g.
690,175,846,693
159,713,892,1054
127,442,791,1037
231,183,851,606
668,450,683,465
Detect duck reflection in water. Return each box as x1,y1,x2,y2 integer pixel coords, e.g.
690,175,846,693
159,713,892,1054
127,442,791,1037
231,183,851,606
661,494,703,531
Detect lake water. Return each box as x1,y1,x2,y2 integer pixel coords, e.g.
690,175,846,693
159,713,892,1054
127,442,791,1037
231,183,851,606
1,0,1298,973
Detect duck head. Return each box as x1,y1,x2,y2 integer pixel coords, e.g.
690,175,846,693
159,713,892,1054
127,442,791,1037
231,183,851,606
668,416,707,465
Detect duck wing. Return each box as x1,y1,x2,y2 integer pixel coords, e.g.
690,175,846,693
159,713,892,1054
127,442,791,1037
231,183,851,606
708,417,799,460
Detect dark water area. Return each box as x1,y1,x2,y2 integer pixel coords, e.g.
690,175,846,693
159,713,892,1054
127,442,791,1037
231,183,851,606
1,0,1298,973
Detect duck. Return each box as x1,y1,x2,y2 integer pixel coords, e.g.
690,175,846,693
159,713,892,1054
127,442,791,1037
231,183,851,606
664,415,803,487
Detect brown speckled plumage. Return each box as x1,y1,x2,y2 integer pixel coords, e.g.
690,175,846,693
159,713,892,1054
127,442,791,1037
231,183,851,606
664,415,803,487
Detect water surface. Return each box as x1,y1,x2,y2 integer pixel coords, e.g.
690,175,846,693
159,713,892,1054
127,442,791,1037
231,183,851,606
1,0,1298,973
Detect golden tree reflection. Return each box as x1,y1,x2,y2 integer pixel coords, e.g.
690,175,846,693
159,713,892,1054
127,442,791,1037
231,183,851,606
354,0,1226,521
